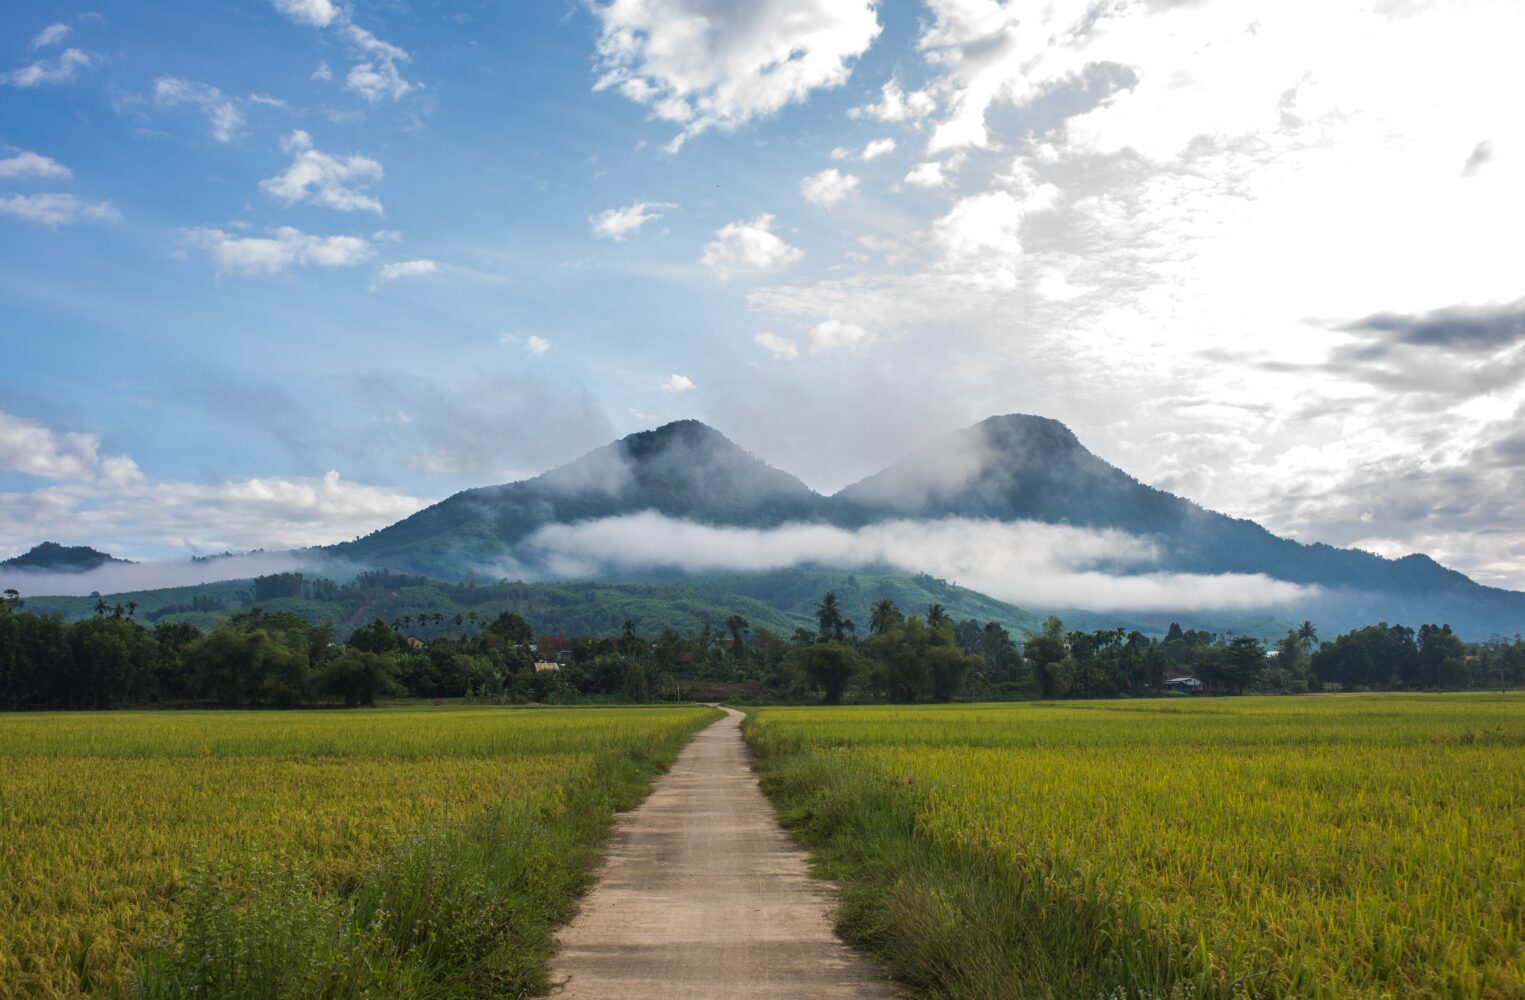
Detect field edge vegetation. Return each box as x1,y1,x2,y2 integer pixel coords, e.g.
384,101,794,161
744,715,1164,1000
130,706,721,999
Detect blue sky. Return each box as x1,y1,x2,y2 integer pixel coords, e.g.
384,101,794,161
4,0,1525,590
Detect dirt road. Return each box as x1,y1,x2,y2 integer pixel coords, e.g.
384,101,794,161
551,708,895,999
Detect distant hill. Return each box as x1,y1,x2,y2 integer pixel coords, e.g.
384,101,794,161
19,572,813,640
312,415,1525,637
2,542,131,573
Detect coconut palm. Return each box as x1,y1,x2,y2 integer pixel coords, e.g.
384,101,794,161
1298,620,1319,657
815,592,852,641
869,598,903,635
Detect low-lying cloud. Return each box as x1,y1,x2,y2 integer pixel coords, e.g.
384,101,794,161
1,551,316,599
523,512,1318,612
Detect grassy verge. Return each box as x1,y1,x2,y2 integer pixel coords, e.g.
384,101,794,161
743,725,1182,1000
130,710,719,999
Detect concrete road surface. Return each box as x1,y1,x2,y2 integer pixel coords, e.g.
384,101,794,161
551,707,897,999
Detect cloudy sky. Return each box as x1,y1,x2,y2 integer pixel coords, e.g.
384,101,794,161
3,0,1523,587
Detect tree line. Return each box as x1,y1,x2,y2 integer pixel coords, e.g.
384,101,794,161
1,585,1521,710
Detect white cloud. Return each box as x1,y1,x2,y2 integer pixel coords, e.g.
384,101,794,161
2,48,93,88
346,61,411,102
850,78,934,122
271,0,338,28
861,137,896,160
755,331,799,360
830,146,851,160
0,410,103,481
590,200,675,241
904,161,949,188
701,213,802,279
343,24,414,102
800,167,859,207
29,23,71,50
0,193,120,227
661,374,697,393
260,130,384,215
499,333,551,357
186,226,375,275
0,151,71,180
154,77,245,142
269,3,414,102
523,513,1318,612
345,23,409,63
1034,266,1089,302
372,259,438,289
809,319,874,352
592,0,881,150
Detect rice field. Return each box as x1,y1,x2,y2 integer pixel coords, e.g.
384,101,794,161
745,695,1525,999
0,705,719,999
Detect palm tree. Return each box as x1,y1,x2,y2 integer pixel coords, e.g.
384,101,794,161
927,603,949,629
1298,620,1318,657
816,592,849,641
725,615,750,657
869,598,902,635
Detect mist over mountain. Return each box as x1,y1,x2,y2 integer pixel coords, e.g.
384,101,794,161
328,420,827,579
315,415,1525,638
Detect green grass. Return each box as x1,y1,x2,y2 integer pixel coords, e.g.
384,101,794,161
744,695,1525,999
0,705,719,998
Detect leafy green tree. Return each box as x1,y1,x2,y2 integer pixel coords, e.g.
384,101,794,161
184,626,308,707
181,610,324,707
1223,635,1268,693
320,649,401,707
488,611,533,645
1024,617,1070,698
785,641,860,704
348,618,398,654
981,621,1026,688
1418,624,1469,688
1311,623,1416,690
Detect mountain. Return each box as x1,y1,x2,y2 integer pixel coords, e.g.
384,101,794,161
2,542,131,573
833,415,1525,634
286,415,1525,637
328,420,827,578
837,415,1470,588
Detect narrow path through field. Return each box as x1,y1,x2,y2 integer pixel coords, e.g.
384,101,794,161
552,708,895,999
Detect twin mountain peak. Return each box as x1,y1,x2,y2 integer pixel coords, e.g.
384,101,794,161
328,415,1499,624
